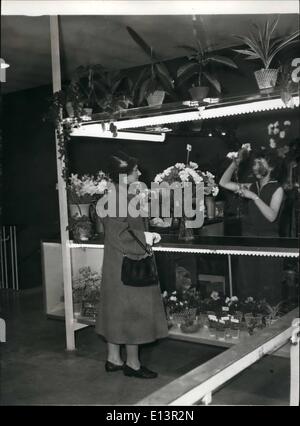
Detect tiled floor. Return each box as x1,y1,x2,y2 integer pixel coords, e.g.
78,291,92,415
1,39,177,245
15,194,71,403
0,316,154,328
0,288,291,406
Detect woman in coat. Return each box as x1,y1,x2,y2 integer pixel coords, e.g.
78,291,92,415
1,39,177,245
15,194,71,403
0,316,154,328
96,152,168,379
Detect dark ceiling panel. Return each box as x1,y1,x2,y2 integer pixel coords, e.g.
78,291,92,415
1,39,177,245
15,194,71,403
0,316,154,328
1,14,299,93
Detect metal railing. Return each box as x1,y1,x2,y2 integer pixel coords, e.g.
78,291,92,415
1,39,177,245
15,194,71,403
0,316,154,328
0,225,19,290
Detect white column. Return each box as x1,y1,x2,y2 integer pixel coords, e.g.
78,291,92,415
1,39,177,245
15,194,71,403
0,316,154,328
50,16,75,350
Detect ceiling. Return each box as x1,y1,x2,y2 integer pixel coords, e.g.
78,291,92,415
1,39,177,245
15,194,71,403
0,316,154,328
1,14,299,93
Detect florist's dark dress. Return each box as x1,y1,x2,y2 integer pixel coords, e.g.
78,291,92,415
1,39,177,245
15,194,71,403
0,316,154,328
95,188,168,344
238,181,284,303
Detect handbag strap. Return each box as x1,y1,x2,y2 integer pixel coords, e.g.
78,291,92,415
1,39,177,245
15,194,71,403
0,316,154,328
127,229,152,255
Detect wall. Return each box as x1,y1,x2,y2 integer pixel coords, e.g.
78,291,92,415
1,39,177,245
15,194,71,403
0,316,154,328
2,86,60,289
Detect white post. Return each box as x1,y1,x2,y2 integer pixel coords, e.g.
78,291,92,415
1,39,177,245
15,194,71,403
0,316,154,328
50,16,76,350
290,318,300,406
227,254,233,297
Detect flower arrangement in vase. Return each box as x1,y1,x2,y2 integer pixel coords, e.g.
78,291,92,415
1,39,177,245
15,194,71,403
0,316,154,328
154,161,205,241
67,172,109,241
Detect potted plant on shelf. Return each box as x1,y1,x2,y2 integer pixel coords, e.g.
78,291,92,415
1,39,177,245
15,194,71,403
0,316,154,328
67,172,109,240
176,16,237,100
72,267,101,318
67,172,109,217
232,18,300,93
126,26,175,106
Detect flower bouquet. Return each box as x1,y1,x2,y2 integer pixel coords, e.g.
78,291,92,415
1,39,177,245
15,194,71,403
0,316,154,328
68,171,109,206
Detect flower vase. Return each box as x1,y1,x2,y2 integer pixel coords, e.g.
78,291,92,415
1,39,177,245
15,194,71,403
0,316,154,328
205,196,216,219
178,216,194,241
69,203,91,218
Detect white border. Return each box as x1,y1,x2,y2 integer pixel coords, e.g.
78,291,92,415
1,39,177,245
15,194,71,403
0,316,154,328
2,1,300,16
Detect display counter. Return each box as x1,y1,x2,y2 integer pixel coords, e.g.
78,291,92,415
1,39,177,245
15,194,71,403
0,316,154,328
42,236,298,355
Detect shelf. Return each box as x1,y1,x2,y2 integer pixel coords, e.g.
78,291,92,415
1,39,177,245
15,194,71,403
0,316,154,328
70,91,299,138
66,237,299,258
70,314,291,358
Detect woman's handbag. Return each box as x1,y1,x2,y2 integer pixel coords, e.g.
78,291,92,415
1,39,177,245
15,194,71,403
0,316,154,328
121,229,159,287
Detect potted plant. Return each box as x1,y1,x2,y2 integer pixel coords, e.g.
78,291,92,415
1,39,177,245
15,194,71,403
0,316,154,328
94,68,134,113
262,301,283,326
232,18,300,92
68,215,93,242
176,16,237,100
126,26,175,106
72,272,86,317
72,267,101,318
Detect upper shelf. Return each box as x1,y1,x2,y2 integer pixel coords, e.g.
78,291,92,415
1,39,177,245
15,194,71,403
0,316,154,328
70,90,299,138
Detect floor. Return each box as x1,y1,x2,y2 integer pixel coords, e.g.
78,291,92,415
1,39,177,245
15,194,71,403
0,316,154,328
0,288,291,406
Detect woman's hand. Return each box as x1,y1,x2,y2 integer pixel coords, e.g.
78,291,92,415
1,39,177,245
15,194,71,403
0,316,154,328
144,232,161,246
239,188,258,200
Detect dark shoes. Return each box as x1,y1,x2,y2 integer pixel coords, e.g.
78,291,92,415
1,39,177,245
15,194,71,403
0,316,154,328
105,361,158,379
123,364,158,379
105,361,124,372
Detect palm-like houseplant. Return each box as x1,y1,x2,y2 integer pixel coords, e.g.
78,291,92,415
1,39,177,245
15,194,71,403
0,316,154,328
126,26,175,106
176,16,237,100
233,18,300,92
71,64,133,114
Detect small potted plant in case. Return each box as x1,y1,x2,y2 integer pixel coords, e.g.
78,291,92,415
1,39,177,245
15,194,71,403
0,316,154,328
232,18,300,93
126,26,175,106
176,16,237,100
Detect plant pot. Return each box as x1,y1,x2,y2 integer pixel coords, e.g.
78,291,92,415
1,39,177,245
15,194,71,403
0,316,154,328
205,196,216,219
69,203,91,218
82,107,93,117
170,308,197,327
178,216,194,242
66,101,84,117
73,302,82,318
188,86,209,101
73,221,93,242
254,68,278,93
146,90,165,106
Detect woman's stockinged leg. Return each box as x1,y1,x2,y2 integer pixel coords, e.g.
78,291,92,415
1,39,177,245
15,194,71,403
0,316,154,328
125,344,140,370
107,342,123,366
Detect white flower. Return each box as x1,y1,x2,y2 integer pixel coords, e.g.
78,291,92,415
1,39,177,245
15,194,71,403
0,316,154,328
273,128,280,135
162,291,168,298
225,297,231,304
175,163,186,170
269,138,276,148
227,151,238,159
170,296,177,302
189,161,198,169
279,131,285,139
212,186,219,197
231,296,238,302
268,123,274,135
274,121,279,127
284,120,291,126
210,291,220,301
242,143,252,152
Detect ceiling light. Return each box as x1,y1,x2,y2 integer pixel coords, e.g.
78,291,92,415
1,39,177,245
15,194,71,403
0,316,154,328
73,95,299,135
71,126,165,142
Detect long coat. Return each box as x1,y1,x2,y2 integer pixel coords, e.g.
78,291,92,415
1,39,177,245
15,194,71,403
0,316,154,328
95,187,168,344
